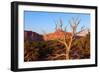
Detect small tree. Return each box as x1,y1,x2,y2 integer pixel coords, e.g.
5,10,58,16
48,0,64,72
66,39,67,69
54,17,86,59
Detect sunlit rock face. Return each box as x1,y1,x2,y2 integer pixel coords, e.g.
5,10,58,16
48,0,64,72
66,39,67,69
43,29,72,41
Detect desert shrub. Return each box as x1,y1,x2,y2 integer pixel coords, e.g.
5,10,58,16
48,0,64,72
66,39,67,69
70,33,90,59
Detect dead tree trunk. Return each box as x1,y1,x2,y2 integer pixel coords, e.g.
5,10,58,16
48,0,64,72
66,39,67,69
54,17,86,60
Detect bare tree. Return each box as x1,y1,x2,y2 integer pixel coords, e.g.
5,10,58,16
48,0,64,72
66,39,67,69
54,17,86,60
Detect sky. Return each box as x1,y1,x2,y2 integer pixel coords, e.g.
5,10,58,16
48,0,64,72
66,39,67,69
24,11,90,34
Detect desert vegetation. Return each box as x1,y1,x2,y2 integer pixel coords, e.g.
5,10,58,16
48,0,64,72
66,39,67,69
24,17,90,62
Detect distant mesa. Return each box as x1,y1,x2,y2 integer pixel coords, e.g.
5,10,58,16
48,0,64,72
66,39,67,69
24,30,44,41
76,29,89,36
24,29,88,42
